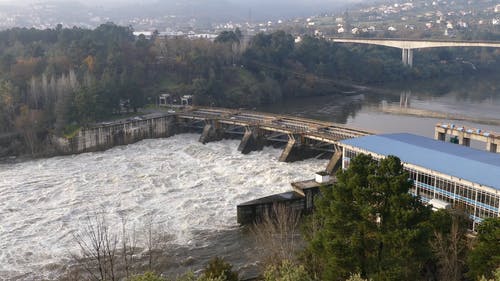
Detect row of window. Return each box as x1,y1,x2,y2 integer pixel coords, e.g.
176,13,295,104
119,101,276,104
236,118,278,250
343,149,500,229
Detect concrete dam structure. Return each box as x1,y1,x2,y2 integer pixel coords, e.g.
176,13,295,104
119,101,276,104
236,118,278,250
53,107,371,173
176,107,370,168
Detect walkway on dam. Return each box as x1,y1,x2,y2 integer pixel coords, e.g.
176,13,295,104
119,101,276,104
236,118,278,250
177,107,371,144
55,106,372,172
176,107,372,170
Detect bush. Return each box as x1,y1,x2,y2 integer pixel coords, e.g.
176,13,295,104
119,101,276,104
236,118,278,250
129,271,166,281
201,257,239,281
263,260,313,281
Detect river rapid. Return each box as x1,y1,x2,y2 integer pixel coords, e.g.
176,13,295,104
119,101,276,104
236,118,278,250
0,134,327,280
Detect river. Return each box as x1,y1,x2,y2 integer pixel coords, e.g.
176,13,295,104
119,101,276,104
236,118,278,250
1,75,499,280
0,135,327,280
259,75,500,139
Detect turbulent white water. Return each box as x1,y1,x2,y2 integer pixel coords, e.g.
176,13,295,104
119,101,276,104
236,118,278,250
0,134,326,280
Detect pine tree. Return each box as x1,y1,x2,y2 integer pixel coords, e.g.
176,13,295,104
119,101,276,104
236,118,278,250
304,154,432,281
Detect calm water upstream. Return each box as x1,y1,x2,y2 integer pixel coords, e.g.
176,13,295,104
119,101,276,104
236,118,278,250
1,75,499,280
259,75,500,138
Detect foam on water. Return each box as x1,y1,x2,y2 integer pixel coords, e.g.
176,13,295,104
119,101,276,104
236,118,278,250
0,134,327,280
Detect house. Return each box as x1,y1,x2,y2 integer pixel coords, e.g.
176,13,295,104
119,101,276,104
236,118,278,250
158,94,171,106
181,95,193,106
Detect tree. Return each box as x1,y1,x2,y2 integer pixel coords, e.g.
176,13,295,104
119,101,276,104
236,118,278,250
14,105,44,155
467,218,500,280
251,204,302,267
304,154,432,281
346,273,372,281
263,260,313,281
0,79,16,132
201,257,238,281
429,209,470,281
129,272,166,281
214,30,241,44
478,268,500,281
72,212,119,281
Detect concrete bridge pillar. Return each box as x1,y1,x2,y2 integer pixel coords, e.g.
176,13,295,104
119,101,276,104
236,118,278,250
402,48,414,67
402,49,408,65
199,120,224,144
408,49,414,67
238,127,265,154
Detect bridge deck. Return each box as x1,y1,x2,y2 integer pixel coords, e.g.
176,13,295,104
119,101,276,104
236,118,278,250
177,107,372,143
329,37,500,49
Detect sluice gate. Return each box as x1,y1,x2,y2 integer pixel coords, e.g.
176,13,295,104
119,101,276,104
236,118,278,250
177,107,372,165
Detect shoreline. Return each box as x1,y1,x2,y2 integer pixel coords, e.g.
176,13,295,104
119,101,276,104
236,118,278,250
380,105,500,127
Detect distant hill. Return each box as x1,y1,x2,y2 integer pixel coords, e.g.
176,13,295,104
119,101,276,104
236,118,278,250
86,0,357,21
0,0,363,29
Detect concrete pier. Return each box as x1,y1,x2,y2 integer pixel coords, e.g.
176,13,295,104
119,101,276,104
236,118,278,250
401,48,414,67
199,121,224,144
238,128,265,154
326,150,343,174
278,136,297,162
278,135,322,162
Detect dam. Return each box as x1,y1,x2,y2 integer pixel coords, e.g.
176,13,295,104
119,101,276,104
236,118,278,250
52,107,372,173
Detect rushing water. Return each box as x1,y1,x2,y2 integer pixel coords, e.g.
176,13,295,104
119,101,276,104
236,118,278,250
0,135,327,280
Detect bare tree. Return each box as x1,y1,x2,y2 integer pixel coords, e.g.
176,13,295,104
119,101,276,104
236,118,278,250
69,211,173,280
121,216,138,279
141,213,173,272
430,210,469,281
251,203,302,267
143,213,163,271
72,212,118,281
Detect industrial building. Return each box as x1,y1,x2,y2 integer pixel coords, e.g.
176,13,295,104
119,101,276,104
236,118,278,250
340,133,500,231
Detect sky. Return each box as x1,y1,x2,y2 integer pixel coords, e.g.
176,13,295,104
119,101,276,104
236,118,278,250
0,0,362,4
0,0,366,22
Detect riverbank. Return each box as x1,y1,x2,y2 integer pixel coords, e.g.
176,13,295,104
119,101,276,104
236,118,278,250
380,105,500,127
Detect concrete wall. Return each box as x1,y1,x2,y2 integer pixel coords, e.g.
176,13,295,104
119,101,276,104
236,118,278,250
52,115,177,155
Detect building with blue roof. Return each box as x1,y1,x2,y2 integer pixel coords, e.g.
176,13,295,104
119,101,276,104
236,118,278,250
340,133,500,231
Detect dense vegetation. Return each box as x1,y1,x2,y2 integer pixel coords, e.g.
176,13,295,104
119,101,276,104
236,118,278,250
301,154,499,281
0,23,499,156
303,155,433,281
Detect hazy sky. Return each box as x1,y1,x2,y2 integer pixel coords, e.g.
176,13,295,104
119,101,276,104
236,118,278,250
0,0,365,21
0,0,362,4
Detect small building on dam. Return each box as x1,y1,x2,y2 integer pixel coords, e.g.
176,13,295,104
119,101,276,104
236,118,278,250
340,133,500,231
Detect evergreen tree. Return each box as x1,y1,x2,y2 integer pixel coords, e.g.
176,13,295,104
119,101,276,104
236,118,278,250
468,218,500,280
304,154,432,281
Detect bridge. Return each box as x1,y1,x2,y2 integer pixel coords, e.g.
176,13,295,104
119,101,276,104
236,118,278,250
176,107,371,173
329,38,500,67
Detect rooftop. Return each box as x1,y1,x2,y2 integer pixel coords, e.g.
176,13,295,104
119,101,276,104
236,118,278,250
340,133,500,191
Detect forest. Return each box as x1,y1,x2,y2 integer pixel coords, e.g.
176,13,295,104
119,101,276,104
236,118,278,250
0,23,499,156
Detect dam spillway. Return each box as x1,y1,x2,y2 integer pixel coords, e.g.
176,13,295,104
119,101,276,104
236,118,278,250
52,107,372,173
